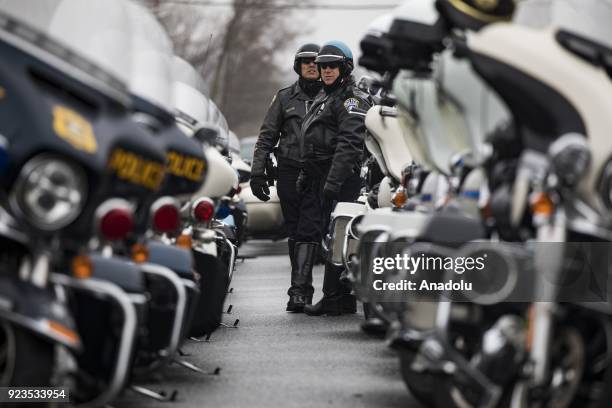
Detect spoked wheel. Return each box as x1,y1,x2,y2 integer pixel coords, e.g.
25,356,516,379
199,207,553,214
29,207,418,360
548,327,585,408
0,320,55,386
398,350,435,406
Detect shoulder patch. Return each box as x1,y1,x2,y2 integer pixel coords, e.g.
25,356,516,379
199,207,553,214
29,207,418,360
343,97,360,112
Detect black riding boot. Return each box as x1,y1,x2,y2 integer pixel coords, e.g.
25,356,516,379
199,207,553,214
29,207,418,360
288,238,297,276
286,242,316,312
304,262,356,316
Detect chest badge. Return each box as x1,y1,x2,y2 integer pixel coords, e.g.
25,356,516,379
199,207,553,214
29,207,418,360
343,98,360,112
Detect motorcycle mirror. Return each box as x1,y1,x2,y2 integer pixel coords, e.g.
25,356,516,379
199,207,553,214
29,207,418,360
357,76,373,92
193,126,219,145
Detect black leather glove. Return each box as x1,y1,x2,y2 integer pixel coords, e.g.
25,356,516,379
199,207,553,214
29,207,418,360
296,170,309,195
250,176,270,202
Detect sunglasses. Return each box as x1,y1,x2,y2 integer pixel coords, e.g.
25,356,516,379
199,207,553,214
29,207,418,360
300,58,316,65
318,61,341,70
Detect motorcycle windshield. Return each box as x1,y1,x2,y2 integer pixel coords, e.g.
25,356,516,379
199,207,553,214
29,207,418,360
172,56,208,92
0,0,61,30
125,1,174,112
393,72,434,172
393,52,504,175
437,50,509,165
46,0,132,84
0,0,129,100
173,82,210,126
171,57,210,125
229,131,240,154
208,100,229,148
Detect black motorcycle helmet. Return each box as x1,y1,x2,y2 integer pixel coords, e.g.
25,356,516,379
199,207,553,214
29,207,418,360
436,0,516,31
315,41,354,77
293,43,320,75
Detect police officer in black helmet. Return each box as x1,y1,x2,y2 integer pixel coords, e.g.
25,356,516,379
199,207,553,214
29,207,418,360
293,40,371,316
250,43,323,312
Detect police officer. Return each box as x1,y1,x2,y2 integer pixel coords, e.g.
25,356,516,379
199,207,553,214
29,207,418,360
249,43,322,312
294,41,371,316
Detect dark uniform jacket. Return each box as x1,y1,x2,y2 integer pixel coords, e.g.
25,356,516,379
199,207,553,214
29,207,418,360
251,81,320,177
300,77,371,194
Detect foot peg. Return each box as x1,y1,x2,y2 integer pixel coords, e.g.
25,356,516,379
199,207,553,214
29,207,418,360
220,319,239,328
189,333,212,342
129,385,178,402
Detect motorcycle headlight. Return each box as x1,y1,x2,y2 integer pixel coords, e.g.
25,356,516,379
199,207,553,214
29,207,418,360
548,134,590,187
10,155,87,230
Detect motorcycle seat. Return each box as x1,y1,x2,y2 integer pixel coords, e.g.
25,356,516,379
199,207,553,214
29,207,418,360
416,211,486,249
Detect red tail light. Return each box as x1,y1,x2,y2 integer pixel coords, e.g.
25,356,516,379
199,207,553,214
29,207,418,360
151,197,181,234
192,197,215,223
96,199,134,241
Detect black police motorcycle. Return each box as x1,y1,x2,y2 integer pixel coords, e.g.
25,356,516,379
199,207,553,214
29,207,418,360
0,8,169,407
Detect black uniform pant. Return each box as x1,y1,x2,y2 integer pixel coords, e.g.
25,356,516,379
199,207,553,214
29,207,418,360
276,159,302,240
295,160,362,243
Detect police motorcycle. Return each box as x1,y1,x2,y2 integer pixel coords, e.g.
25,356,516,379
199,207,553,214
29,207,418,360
171,57,239,338
351,0,512,401
227,130,249,248
0,1,178,405
14,1,209,402
398,1,612,407
42,0,204,402
108,2,211,383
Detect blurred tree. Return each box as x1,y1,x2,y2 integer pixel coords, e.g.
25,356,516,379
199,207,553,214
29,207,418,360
143,0,310,137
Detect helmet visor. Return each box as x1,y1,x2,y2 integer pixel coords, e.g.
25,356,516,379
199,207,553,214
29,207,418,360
315,54,344,64
296,51,318,59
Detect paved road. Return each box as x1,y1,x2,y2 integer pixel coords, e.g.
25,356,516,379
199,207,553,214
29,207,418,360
115,240,419,408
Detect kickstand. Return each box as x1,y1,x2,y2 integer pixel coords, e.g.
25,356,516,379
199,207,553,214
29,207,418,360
173,359,221,376
129,385,178,402
220,319,239,328
189,333,212,342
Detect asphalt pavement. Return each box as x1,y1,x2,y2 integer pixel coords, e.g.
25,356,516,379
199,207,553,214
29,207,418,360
115,240,419,408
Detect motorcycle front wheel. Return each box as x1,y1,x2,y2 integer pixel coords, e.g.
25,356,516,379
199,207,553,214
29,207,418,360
399,349,435,406
0,320,55,386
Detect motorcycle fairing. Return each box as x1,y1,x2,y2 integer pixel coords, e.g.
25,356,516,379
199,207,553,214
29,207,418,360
132,96,208,199
0,27,167,242
0,276,80,349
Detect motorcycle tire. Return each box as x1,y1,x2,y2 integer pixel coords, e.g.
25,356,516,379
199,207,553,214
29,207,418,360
363,302,372,320
189,251,229,338
0,321,54,386
399,349,435,406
